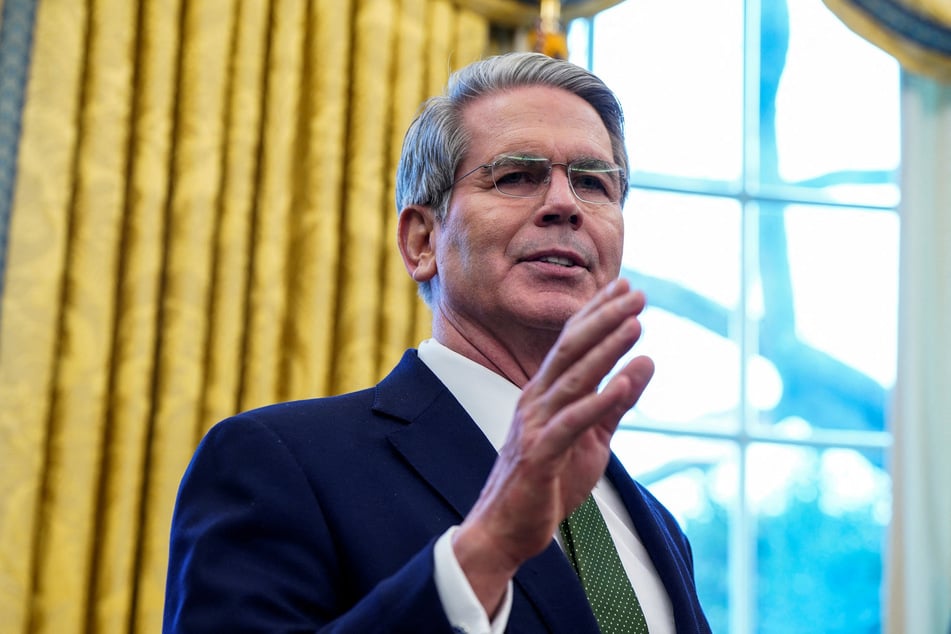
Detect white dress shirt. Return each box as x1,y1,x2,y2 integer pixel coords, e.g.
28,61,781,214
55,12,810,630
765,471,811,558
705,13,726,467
419,339,675,634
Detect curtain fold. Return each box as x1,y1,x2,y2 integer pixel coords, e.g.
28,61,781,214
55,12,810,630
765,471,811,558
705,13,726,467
0,0,39,305
886,72,951,634
0,1,93,632
0,2,492,632
823,0,951,80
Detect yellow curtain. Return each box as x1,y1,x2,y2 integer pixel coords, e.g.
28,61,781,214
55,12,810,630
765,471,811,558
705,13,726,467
823,0,951,81
0,1,488,633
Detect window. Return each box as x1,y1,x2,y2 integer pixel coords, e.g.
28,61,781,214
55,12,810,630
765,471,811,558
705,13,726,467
569,1,899,631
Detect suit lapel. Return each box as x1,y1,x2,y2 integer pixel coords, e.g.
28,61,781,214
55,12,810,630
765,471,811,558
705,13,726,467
511,544,602,633
385,387,498,518
606,455,707,633
373,351,601,633
374,351,498,518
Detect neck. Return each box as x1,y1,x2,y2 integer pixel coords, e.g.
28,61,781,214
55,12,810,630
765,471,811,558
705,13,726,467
430,308,560,388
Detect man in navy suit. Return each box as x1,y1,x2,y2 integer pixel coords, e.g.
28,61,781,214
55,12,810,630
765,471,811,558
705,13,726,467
163,52,711,633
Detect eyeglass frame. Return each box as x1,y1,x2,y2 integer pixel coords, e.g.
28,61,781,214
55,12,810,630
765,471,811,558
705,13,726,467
447,153,627,205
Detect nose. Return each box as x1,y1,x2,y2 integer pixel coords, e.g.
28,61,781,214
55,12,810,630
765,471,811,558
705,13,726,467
535,165,582,228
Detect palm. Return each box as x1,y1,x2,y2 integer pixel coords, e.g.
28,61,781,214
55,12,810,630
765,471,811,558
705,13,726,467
463,281,654,566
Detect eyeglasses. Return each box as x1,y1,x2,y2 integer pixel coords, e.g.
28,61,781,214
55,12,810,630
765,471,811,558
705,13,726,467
450,154,625,205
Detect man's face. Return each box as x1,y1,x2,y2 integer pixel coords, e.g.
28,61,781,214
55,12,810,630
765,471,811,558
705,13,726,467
429,84,625,338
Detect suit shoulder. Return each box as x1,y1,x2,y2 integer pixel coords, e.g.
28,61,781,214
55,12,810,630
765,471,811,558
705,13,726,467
201,386,384,447
243,387,378,421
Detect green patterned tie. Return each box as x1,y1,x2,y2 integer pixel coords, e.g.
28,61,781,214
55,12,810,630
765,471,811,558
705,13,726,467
559,494,650,634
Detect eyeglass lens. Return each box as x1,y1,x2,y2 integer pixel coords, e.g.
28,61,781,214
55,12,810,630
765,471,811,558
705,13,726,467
490,155,621,204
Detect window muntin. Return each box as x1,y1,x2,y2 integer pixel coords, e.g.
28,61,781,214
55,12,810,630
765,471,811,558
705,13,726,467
570,0,899,631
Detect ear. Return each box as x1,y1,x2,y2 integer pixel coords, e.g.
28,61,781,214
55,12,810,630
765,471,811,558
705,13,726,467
397,205,438,283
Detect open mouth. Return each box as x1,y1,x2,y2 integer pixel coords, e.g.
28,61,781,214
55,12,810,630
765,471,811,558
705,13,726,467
536,255,577,267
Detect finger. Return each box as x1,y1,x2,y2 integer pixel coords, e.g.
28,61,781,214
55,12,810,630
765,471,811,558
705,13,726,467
530,356,654,463
531,287,646,393
602,354,655,411
566,277,631,322
540,314,643,413
523,338,654,463
564,279,646,334
527,290,646,418
552,356,654,436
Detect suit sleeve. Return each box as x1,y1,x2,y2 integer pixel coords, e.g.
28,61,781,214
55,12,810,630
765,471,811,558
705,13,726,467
162,415,455,634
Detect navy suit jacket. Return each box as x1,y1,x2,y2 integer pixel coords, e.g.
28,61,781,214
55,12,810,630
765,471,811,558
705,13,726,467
164,350,711,633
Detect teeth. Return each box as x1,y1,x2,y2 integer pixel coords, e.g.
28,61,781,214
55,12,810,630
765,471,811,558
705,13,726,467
539,256,575,267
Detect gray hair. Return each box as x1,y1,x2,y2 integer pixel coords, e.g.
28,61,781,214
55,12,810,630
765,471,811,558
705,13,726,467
395,52,629,304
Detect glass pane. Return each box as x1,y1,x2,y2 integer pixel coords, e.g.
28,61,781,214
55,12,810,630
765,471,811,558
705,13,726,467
760,0,901,206
749,443,888,632
620,189,743,429
751,202,898,432
580,0,744,183
612,431,735,633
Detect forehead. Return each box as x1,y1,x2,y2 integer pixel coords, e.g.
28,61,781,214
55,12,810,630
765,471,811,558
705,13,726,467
459,85,613,163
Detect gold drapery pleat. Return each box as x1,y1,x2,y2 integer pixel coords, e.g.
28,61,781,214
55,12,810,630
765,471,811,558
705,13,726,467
823,0,951,81
0,1,489,633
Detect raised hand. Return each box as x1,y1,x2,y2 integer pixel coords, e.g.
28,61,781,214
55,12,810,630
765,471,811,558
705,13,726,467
452,278,655,615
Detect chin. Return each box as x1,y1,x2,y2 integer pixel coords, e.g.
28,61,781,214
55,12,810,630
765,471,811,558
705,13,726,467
513,298,583,331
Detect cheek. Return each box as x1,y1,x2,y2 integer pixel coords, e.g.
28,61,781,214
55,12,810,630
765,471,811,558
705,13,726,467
443,218,513,270
594,218,625,273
